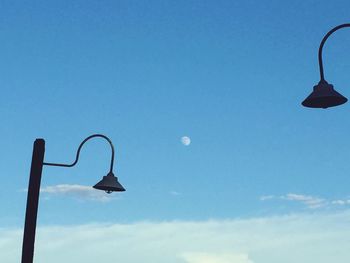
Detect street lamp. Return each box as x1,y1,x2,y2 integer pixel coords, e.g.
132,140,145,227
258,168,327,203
21,134,125,263
302,23,350,108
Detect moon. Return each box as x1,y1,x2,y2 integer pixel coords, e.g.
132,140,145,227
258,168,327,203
181,136,191,146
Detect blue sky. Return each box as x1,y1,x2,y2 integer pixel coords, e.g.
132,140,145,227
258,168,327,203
1,0,350,262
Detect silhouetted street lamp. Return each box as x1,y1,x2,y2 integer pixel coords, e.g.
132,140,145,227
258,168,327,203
302,23,350,108
21,134,125,263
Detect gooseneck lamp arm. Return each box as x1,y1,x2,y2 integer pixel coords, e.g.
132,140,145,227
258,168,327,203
43,134,115,173
318,23,350,81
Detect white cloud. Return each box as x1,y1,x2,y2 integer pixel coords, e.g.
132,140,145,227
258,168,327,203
40,184,115,202
2,211,350,263
182,252,253,263
282,193,326,209
331,199,350,205
259,195,275,201
170,191,182,196
260,193,327,209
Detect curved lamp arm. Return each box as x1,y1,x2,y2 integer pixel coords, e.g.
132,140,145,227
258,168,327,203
43,134,115,173
318,23,350,81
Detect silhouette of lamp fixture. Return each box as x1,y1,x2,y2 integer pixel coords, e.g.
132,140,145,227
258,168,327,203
21,134,125,263
302,23,350,108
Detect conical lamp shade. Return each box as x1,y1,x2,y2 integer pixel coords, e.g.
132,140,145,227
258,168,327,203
302,80,347,108
93,172,126,193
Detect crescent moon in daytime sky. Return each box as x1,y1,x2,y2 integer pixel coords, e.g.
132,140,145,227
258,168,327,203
181,136,191,146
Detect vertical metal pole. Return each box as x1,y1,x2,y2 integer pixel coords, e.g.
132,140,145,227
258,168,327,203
21,139,45,263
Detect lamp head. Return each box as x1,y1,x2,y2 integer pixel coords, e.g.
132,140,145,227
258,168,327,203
302,80,347,108
93,172,126,193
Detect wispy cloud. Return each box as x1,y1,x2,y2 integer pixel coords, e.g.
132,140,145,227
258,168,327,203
282,193,326,209
40,184,116,202
182,252,253,263
331,199,350,205
260,193,350,209
2,211,350,263
259,195,275,201
170,191,182,196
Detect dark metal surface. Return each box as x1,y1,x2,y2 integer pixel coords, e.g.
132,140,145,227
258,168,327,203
43,134,115,172
21,134,124,263
93,172,126,193
303,23,350,108
21,139,45,263
302,80,348,108
318,23,350,81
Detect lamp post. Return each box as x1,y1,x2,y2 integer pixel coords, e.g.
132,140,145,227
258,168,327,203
21,134,125,263
302,23,350,108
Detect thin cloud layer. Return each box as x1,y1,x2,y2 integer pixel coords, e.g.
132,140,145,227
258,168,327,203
259,193,349,209
170,190,182,196
40,184,115,202
282,193,326,209
182,252,253,263
2,211,350,263
331,199,350,205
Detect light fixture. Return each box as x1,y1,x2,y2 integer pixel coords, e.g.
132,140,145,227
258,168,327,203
21,134,125,263
302,23,350,108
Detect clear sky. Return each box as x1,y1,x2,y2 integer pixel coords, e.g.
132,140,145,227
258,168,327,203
1,0,350,262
